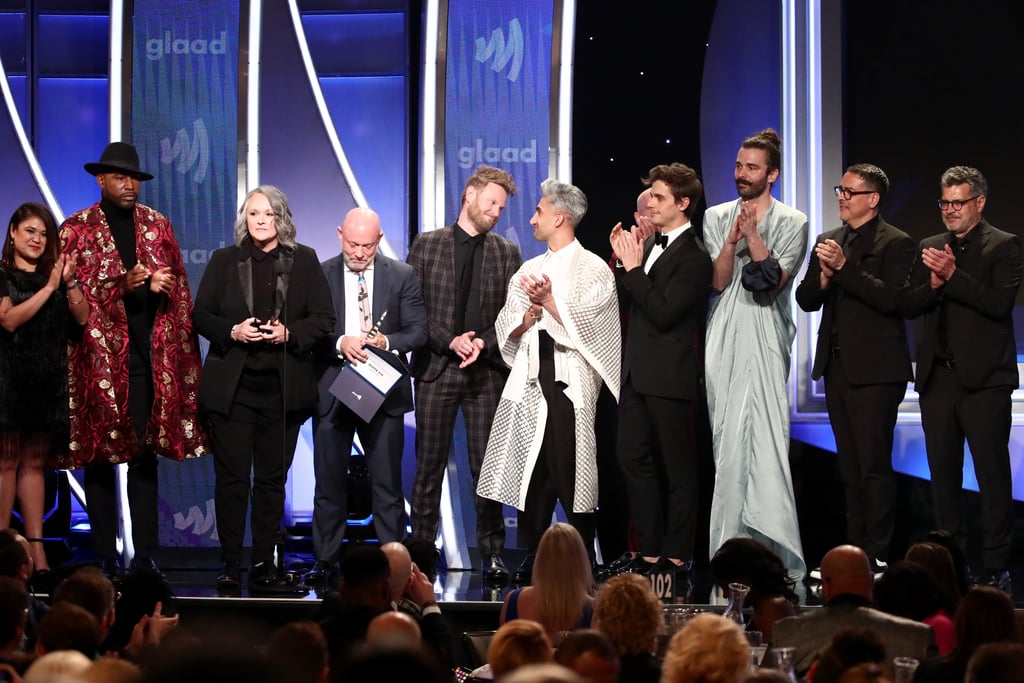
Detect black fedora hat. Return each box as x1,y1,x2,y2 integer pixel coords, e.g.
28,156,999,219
84,142,154,180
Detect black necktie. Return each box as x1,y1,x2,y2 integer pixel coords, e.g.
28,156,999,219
654,233,669,249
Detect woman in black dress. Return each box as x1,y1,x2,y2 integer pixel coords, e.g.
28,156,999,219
0,202,88,572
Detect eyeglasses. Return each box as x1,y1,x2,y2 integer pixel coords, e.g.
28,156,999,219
937,196,980,212
833,186,876,200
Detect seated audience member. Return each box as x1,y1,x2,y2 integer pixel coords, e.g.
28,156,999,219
403,537,441,582
965,642,1024,683
500,524,594,643
499,662,584,683
0,531,45,647
709,537,799,642
554,629,619,683
592,573,662,683
923,530,969,597
806,629,887,683
365,611,421,648
904,542,961,619
772,545,932,675
139,639,273,683
101,563,176,653
873,561,954,654
743,671,794,683
318,545,392,668
82,657,143,683
265,620,329,683
381,541,452,667
22,649,92,683
660,613,749,683
337,643,450,683
0,576,27,659
473,619,554,681
35,602,101,657
837,663,892,683
914,586,1019,683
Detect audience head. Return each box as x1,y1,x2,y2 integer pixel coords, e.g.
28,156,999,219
402,538,439,582
499,662,584,683
338,643,449,683
553,629,619,683
744,671,796,683
338,545,392,611
710,537,799,605
0,576,27,651
487,619,554,679
904,541,960,615
23,649,93,683
381,542,412,604
661,613,750,683
0,530,31,580
365,611,421,648
102,564,175,652
952,586,1020,663
592,573,662,656
36,601,102,657
966,642,1024,683
925,530,970,597
809,628,887,683
52,567,117,635
265,620,329,683
873,560,946,622
82,658,143,683
533,524,593,635
819,545,873,602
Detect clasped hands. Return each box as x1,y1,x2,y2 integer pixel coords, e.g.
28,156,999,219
232,316,289,345
122,263,174,295
815,239,846,279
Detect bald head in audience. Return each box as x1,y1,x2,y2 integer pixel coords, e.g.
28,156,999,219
381,542,412,604
366,611,421,647
820,545,874,602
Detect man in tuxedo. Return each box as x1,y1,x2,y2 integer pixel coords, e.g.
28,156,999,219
608,162,712,580
796,163,914,573
903,165,1022,592
407,165,522,584
309,207,427,586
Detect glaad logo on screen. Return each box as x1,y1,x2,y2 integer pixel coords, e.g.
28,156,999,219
161,119,209,183
458,138,537,169
173,499,218,539
475,18,524,82
146,30,228,60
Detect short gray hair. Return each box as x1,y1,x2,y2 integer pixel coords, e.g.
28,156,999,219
941,166,987,197
540,178,588,227
233,185,297,251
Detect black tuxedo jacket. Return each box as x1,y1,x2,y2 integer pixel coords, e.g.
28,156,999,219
795,217,914,384
902,219,1022,392
406,223,522,381
192,242,335,416
618,228,712,400
315,253,428,417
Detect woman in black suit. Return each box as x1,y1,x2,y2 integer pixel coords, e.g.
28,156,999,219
192,185,333,593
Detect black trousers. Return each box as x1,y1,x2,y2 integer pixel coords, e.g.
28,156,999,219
616,378,697,560
84,364,158,562
824,356,905,561
208,372,302,566
920,363,1014,572
517,333,595,559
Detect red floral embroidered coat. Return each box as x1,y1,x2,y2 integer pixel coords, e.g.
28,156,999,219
59,202,207,467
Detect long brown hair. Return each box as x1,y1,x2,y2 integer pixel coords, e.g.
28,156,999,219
4,202,60,273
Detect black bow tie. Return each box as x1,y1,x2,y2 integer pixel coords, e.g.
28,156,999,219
653,233,669,249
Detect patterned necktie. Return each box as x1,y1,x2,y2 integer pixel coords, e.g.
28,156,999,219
358,272,371,334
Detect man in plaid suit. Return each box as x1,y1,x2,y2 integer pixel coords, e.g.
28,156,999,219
407,165,522,584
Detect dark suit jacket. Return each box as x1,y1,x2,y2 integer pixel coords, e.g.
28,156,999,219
406,223,522,381
902,220,1022,392
192,242,335,416
315,253,428,417
618,228,712,400
795,217,914,384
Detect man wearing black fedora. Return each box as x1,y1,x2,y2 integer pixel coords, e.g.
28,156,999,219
58,142,208,579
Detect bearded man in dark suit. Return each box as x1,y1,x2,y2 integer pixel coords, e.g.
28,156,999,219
406,165,522,584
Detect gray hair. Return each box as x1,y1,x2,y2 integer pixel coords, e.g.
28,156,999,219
233,184,297,250
941,166,987,197
540,178,588,227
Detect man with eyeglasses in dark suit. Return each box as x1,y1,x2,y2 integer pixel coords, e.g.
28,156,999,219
903,165,1022,594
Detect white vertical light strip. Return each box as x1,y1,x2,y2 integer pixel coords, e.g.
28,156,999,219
556,0,575,181
780,0,798,211
422,0,441,233
110,0,131,562
0,56,63,220
109,0,124,141
247,0,262,193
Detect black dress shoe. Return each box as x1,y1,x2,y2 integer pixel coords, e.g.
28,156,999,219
482,554,510,585
625,556,656,575
512,553,534,585
101,557,124,584
216,560,241,592
972,569,1012,594
305,560,339,585
595,552,636,581
248,562,310,596
128,555,163,577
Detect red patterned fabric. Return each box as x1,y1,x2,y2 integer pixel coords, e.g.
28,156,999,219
59,202,208,467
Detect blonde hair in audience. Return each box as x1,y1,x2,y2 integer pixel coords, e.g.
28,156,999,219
533,523,594,634
488,619,554,678
593,573,662,656
661,614,750,683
